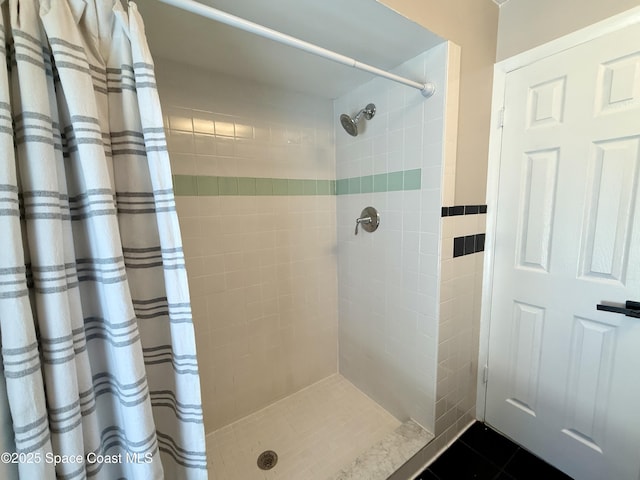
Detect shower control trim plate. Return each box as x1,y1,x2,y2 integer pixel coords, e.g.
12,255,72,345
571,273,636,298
355,206,380,235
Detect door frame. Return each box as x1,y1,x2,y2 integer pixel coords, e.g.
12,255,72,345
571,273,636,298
476,5,640,421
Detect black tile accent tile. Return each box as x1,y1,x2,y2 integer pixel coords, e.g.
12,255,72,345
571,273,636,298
430,442,500,480
465,205,479,214
452,234,486,258
494,472,516,480
416,469,440,480
450,205,465,216
442,204,487,215
504,449,574,480
464,235,476,255
453,237,465,257
459,422,519,468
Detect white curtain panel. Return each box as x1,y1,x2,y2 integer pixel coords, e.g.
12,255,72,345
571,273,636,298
0,1,207,479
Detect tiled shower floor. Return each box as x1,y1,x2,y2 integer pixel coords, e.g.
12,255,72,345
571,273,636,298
206,374,401,479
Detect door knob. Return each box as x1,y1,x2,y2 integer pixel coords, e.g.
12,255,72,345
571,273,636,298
596,300,640,318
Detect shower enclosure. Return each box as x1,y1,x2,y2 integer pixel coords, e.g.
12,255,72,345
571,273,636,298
136,0,464,477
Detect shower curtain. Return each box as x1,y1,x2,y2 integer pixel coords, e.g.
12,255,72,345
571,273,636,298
0,1,206,479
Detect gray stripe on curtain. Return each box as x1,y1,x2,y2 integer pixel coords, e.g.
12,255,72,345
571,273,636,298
0,266,25,275
2,353,40,366
0,289,28,299
13,53,46,70
47,37,84,52
156,431,206,468
13,41,46,60
1,342,38,355
13,414,48,434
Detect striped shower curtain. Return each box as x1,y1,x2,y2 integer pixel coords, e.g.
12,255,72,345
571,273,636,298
0,1,207,479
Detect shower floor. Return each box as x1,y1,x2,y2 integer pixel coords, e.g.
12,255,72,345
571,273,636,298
206,374,403,479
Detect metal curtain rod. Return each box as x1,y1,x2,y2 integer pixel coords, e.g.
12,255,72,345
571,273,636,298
154,0,436,98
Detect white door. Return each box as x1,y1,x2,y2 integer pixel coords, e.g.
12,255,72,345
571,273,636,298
485,21,640,480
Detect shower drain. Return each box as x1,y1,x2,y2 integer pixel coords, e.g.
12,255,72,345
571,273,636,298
257,450,278,470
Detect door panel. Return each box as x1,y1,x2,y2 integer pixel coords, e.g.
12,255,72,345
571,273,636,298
562,315,616,454
505,301,545,417
486,21,640,480
516,148,559,271
579,137,639,283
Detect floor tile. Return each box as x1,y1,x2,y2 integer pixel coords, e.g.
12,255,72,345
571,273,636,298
459,422,519,467
417,423,577,480
415,469,440,480
429,441,500,480
206,374,402,479
493,472,515,480
334,420,432,480
504,448,573,480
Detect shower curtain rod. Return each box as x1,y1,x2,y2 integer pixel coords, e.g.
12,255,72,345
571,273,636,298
154,0,436,98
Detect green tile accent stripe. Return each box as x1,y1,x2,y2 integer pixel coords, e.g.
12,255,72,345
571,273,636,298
337,169,421,195
336,178,348,195
173,175,197,196
196,176,218,195
172,169,420,197
173,175,336,196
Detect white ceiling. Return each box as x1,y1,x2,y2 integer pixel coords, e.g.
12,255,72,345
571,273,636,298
135,0,444,99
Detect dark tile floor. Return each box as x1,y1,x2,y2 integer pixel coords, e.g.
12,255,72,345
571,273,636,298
416,422,574,480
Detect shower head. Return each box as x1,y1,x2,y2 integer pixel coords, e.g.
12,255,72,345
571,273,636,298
340,103,376,137
340,114,358,137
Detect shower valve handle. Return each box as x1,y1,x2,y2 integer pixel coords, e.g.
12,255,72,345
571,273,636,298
355,216,372,235
353,206,380,235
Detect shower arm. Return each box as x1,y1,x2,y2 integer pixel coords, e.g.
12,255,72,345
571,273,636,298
155,0,436,98
353,108,366,122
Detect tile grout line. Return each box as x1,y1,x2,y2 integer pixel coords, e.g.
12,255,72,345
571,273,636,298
458,437,518,472
495,447,521,480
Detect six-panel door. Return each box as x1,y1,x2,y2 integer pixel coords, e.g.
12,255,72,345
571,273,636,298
486,22,640,480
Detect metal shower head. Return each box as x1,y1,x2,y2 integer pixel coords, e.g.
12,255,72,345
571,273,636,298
340,114,358,137
340,103,376,137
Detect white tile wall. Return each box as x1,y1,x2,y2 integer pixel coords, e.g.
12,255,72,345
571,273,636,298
392,42,483,469
335,43,450,432
429,40,483,451
156,59,339,432
386,42,484,474
176,195,338,432
156,57,335,181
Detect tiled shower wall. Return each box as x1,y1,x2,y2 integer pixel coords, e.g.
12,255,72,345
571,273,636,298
390,43,486,478
424,40,481,454
154,59,338,432
335,43,450,432
392,209,484,479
